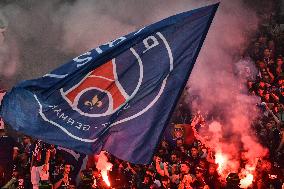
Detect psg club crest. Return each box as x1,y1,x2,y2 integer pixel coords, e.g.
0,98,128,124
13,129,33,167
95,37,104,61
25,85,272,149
36,32,173,142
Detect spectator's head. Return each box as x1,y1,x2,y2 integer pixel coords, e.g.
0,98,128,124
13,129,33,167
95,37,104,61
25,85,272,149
280,86,284,96
19,152,29,163
257,61,266,69
161,140,168,149
22,135,31,145
208,164,217,175
260,127,268,137
56,153,66,164
179,145,186,154
180,162,190,174
176,138,184,148
63,164,72,175
277,103,284,112
278,83,284,91
161,176,170,187
143,175,152,184
193,140,202,149
190,146,199,158
257,87,265,97
170,152,178,164
155,155,162,164
195,166,205,178
276,55,283,65
12,169,19,179
258,35,267,44
259,81,266,88
171,164,180,174
157,148,166,156
265,122,272,130
263,48,271,58
268,40,275,50
146,166,155,177
198,159,207,169
49,144,55,150
269,120,276,126
263,92,270,102
173,124,184,137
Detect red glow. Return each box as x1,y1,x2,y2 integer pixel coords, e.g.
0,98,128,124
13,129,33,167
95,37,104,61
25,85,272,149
240,173,253,188
215,151,228,175
96,151,113,187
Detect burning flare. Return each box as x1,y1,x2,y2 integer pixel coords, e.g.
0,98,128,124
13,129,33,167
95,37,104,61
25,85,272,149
240,173,253,188
96,151,113,187
101,169,111,187
215,151,228,175
239,164,256,188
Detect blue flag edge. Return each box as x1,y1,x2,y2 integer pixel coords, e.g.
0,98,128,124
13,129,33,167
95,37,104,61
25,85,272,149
102,3,220,164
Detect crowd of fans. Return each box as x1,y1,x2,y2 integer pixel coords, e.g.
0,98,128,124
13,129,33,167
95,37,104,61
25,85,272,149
245,13,284,166
1,3,284,189
247,34,284,160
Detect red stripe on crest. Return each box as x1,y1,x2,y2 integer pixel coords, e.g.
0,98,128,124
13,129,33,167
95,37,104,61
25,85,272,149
65,60,126,110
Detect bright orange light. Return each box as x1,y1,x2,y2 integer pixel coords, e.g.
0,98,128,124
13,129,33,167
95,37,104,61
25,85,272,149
96,151,113,187
101,170,111,187
240,173,253,188
215,152,227,175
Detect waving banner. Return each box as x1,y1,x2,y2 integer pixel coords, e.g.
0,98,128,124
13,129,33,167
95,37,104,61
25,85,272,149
0,4,218,164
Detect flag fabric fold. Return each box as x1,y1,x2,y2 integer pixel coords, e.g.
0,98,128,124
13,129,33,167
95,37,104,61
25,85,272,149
0,3,218,164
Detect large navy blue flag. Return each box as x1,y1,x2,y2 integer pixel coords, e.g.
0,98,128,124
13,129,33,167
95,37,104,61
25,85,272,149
0,3,218,164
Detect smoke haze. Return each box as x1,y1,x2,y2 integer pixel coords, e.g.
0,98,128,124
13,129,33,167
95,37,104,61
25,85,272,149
0,0,215,87
0,0,273,185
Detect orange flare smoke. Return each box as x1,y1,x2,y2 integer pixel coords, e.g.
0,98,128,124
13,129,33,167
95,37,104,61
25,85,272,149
240,173,253,188
96,151,113,187
215,151,228,175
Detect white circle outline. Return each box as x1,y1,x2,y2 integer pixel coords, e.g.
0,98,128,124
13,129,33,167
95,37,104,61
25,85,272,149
110,32,173,127
59,48,144,117
35,32,173,142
